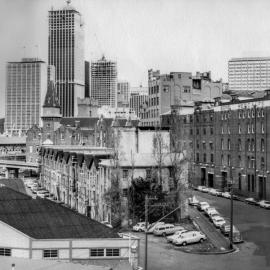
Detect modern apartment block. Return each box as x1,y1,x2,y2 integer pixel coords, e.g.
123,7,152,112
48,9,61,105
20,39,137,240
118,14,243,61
228,57,270,91
48,2,85,117
140,69,223,126
90,56,117,108
163,90,270,201
5,58,47,135
117,81,130,107
130,92,148,118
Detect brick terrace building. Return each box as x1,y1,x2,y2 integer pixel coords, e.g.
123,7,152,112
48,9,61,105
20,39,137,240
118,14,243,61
162,90,270,200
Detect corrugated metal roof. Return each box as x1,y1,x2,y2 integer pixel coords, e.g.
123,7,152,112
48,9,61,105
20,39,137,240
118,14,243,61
0,187,119,239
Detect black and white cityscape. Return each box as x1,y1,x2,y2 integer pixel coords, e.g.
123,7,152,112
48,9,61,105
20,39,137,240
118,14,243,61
0,0,269,269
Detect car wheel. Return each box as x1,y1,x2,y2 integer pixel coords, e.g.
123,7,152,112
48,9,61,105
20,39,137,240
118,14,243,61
200,238,204,243
139,229,142,232
162,232,166,237
182,242,187,246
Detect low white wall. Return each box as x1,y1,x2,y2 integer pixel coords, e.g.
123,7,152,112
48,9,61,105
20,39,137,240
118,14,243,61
12,249,29,258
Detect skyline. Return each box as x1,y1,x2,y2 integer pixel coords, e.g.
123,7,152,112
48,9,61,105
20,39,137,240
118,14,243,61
1,0,270,117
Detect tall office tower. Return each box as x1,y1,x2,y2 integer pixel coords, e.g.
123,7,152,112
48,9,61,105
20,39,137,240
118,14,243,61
5,58,47,135
84,61,90,97
130,92,148,118
48,1,85,117
117,81,130,107
228,57,270,91
90,56,117,107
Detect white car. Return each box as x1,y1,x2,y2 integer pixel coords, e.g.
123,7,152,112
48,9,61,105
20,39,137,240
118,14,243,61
212,216,226,228
197,186,206,191
204,207,216,216
133,222,146,232
174,231,207,246
209,210,220,221
245,197,259,205
153,224,184,236
198,202,210,211
166,229,188,243
201,187,209,193
36,190,50,198
258,200,270,209
221,192,231,199
208,188,222,196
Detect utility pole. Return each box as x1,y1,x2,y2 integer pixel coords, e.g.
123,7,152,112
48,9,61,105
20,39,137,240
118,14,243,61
144,194,148,270
229,169,234,249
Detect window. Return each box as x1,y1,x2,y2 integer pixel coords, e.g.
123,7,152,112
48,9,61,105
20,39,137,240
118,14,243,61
262,109,264,117
221,154,224,165
146,169,151,179
210,127,213,135
251,157,255,169
238,139,242,151
196,128,199,135
43,250,58,258
203,153,207,163
203,128,206,135
123,169,129,179
0,248,11,256
238,124,241,134
106,248,120,257
196,153,199,163
248,156,251,168
261,139,265,152
238,110,242,119
228,126,230,134
221,126,224,134
261,157,265,169
262,123,264,134
224,112,227,120
228,139,231,150
211,153,214,163
238,155,241,167
210,114,214,121
247,124,250,134
203,142,206,150
251,124,254,133
251,109,255,118
257,109,261,117
209,142,213,150
242,110,246,118
228,155,231,166
196,141,199,149
90,249,104,257
221,113,224,120
221,139,224,150
190,129,193,135
251,139,255,151
247,109,250,118
238,173,242,190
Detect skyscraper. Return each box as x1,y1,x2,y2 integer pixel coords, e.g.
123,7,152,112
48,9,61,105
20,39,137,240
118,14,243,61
90,56,117,107
117,81,130,107
5,58,47,134
48,1,85,117
228,57,270,91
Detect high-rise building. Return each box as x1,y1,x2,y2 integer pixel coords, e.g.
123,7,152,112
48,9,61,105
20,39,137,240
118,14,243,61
90,56,117,107
84,61,90,98
5,58,47,135
48,1,85,117
228,57,270,91
117,81,130,107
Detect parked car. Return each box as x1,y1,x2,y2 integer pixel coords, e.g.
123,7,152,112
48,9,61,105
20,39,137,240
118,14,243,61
208,188,218,196
147,222,165,233
166,229,188,243
133,222,146,232
201,187,209,193
153,224,184,236
198,202,210,211
204,207,216,216
209,210,220,221
174,231,206,246
188,196,199,206
101,221,113,228
36,190,50,198
212,216,226,228
220,223,239,236
221,192,231,199
245,197,259,205
197,186,206,192
258,200,270,209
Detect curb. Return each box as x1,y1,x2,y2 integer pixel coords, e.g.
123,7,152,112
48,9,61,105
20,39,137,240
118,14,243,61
177,247,236,255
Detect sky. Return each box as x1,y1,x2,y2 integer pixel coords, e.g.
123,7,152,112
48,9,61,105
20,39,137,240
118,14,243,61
1,0,270,118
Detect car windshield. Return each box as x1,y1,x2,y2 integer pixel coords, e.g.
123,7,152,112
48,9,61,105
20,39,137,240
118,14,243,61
264,201,270,204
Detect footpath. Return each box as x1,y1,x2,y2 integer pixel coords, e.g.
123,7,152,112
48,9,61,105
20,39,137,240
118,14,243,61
188,206,233,253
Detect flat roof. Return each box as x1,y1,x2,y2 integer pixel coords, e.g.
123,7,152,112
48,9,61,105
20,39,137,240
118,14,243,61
0,187,119,239
0,136,26,145
229,57,270,62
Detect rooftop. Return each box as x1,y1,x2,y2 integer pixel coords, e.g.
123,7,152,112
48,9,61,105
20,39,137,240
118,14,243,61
0,187,119,239
0,136,26,145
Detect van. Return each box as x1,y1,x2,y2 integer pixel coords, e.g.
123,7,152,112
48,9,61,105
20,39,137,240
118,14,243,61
153,224,184,236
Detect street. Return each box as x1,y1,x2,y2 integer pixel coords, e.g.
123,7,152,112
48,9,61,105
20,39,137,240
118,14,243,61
136,190,270,270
